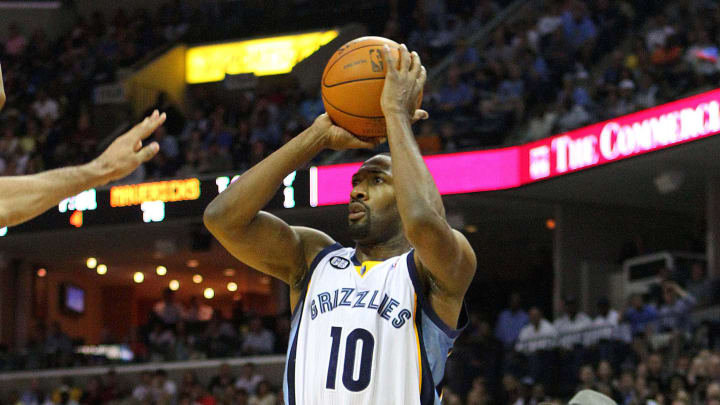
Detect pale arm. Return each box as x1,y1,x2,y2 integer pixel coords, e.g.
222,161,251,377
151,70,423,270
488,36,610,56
0,111,165,227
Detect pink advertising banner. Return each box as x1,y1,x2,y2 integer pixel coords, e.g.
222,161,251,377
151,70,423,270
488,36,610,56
312,88,720,206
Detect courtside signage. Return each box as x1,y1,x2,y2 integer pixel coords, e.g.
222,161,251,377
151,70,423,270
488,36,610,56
312,88,720,206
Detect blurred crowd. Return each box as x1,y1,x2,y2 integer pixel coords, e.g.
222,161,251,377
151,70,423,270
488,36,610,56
9,362,281,405
2,0,720,181
3,262,719,405
443,263,720,405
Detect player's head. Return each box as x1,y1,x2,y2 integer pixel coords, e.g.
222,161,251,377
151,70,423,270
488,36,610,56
348,154,402,244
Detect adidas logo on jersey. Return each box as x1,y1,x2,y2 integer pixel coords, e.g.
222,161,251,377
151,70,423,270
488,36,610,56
329,256,350,269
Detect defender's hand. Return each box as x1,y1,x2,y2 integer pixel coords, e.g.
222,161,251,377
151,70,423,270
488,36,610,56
310,114,385,151
92,110,166,183
380,44,428,120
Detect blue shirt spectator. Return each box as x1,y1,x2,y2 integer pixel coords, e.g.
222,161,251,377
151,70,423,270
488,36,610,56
658,282,697,332
562,5,597,48
495,293,529,348
623,294,658,334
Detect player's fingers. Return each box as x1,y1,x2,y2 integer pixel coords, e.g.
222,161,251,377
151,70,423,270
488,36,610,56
417,65,427,87
411,109,429,123
399,44,411,72
138,141,160,162
409,51,421,76
135,111,167,140
134,139,142,152
382,45,397,74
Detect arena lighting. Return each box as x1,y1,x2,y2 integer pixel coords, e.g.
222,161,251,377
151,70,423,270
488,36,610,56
96,264,107,275
86,257,97,269
169,280,180,291
186,30,339,83
463,224,478,233
203,287,215,299
36,268,47,278
311,88,720,206
133,272,144,283
192,274,203,284
186,259,199,268
546,219,557,230
156,266,167,276
227,282,238,292
223,268,236,277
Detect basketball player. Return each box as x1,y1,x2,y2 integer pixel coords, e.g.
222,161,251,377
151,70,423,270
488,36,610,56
205,44,475,404
0,109,166,227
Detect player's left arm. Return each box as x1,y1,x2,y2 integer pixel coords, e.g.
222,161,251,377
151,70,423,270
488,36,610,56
381,44,476,327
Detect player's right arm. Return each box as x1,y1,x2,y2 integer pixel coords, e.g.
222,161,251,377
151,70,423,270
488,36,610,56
203,114,381,287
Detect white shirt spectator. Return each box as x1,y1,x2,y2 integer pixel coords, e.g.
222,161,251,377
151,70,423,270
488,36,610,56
243,329,275,355
515,319,558,354
235,374,264,395
132,385,152,402
537,15,562,35
585,309,620,345
554,312,592,349
32,97,59,122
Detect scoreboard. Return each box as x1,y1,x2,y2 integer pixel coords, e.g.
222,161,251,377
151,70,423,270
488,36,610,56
2,171,309,235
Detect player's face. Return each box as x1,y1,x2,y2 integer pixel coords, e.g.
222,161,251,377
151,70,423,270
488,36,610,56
348,155,402,243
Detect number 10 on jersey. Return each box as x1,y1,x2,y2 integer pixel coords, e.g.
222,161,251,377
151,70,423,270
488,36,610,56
326,327,375,392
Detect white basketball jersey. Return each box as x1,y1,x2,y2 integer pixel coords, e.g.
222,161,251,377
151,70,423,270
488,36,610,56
284,243,466,405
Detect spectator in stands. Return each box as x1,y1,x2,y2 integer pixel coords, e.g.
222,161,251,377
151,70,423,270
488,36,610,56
686,263,713,306
649,267,672,306
151,369,177,404
20,378,44,405
515,306,557,354
31,90,60,123
208,363,236,396
43,322,73,368
616,371,637,405
132,371,154,402
590,297,620,344
185,296,214,322
576,364,596,392
466,376,491,405
235,363,264,395
495,292,529,349
203,312,238,358
233,388,250,405
242,317,275,356
658,281,697,332
623,293,658,335
248,381,276,405
5,23,28,57
148,323,175,361
647,353,669,393
79,376,103,405
436,67,474,118
554,297,592,349
153,288,185,325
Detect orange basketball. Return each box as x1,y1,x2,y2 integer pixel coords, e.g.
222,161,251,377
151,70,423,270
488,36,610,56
321,36,422,137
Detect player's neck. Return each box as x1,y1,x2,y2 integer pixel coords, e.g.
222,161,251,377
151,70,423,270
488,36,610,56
353,233,410,262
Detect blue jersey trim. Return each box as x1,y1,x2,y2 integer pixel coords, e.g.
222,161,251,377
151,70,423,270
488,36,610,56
406,250,468,339
291,242,344,316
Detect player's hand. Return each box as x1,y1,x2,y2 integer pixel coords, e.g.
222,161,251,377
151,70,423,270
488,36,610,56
311,113,385,151
92,110,166,183
0,63,6,111
380,43,427,121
